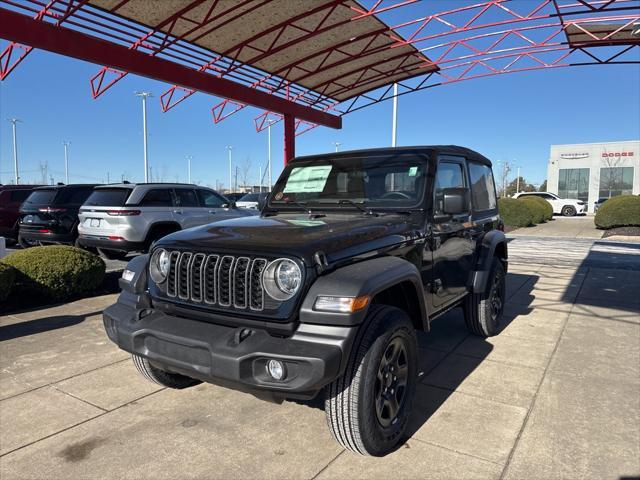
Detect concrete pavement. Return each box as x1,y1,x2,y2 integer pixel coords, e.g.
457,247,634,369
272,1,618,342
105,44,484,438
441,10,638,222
508,215,603,239
1,241,638,479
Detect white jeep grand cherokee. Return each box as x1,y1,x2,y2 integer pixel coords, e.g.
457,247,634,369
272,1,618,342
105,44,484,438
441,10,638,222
513,192,586,216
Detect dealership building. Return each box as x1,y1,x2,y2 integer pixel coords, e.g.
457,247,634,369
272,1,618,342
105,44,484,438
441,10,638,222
547,140,640,213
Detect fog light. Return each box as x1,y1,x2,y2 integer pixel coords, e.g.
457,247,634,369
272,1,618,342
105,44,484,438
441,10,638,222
266,359,286,381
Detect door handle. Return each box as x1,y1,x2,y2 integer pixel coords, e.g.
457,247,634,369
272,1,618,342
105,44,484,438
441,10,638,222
173,209,183,214
208,210,217,214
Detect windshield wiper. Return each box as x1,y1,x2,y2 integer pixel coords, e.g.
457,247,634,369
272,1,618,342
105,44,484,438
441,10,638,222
337,199,379,216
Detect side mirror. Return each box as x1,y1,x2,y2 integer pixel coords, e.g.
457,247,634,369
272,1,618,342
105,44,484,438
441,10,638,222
442,187,469,215
222,202,235,209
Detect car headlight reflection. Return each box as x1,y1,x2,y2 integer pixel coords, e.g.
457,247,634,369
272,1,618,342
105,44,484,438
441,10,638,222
149,248,171,284
263,258,301,301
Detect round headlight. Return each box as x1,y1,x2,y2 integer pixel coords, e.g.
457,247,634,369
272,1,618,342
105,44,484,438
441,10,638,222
149,249,171,284
263,258,302,301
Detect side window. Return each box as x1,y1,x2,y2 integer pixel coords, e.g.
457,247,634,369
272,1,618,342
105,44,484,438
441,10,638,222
198,189,225,208
140,189,173,207
10,190,31,203
468,162,497,212
434,161,465,214
175,188,198,207
67,188,94,205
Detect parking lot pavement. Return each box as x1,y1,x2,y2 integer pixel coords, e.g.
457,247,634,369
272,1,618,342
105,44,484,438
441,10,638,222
507,215,604,239
1,259,638,479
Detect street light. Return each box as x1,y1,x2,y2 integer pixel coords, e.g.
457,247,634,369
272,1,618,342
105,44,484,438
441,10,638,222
332,142,341,152
63,141,70,184
226,145,233,193
7,118,21,184
186,155,193,184
135,91,152,182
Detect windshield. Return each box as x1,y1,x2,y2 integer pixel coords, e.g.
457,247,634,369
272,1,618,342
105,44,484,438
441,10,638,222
84,188,131,206
24,189,57,205
269,155,428,210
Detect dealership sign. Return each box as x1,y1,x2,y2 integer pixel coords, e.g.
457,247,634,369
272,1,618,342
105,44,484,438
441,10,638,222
602,151,635,157
560,153,589,159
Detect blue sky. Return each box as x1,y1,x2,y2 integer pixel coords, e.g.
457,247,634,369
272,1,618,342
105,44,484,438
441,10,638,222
1,41,639,188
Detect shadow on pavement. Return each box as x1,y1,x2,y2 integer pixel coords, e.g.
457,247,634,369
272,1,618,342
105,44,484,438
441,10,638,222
294,272,538,453
0,310,103,342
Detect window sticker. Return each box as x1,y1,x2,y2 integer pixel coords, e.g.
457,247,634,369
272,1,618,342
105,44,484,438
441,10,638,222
408,166,418,177
283,165,332,193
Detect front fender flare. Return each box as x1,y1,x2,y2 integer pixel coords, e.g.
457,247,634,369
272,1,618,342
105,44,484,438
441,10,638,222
299,256,427,328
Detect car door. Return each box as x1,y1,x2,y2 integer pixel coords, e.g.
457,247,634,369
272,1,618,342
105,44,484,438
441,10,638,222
173,187,207,228
536,193,559,213
197,188,237,222
430,156,475,309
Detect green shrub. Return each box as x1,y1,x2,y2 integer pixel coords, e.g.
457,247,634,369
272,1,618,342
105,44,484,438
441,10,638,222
595,195,640,229
523,195,553,221
518,196,547,224
498,197,533,228
3,245,105,301
0,262,16,303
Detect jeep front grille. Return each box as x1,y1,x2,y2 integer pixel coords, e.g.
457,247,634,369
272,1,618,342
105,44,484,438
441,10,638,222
165,251,268,311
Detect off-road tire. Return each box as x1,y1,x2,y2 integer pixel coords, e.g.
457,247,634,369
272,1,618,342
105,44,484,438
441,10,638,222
97,248,128,260
463,257,506,337
132,354,200,389
17,234,38,249
324,305,418,456
561,205,576,217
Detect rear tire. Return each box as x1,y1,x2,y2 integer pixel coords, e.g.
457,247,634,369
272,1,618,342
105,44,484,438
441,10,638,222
463,257,506,337
561,205,576,217
18,234,38,249
131,354,200,389
324,305,418,456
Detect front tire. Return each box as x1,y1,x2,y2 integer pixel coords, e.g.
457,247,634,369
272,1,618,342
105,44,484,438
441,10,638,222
132,354,200,389
463,257,506,337
561,205,576,216
324,305,418,456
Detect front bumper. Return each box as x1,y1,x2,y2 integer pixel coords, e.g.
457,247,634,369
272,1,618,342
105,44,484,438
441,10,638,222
78,234,144,253
103,293,357,399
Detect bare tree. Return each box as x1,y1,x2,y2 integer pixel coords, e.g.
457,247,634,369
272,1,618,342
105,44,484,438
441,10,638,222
240,157,252,190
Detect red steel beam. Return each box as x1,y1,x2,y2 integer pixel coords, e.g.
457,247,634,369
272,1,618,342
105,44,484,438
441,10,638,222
284,114,295,164
0,7,341,129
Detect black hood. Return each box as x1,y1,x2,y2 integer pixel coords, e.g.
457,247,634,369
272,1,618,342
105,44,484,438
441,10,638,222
155,213,422,266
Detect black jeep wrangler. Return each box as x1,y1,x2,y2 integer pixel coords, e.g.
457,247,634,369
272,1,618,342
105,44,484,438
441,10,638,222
104,146,507,456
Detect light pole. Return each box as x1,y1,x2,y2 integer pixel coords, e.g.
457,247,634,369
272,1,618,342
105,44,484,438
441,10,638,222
267,120,275,191
63,141,70,184
332,142,341,152
516,165,521,194
8,118,21,184
135,92,152,182
227,145,233,193
391,82,398,147
186,155,193,184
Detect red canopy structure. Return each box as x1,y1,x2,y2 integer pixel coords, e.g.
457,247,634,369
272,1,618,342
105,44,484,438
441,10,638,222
1,0,639,164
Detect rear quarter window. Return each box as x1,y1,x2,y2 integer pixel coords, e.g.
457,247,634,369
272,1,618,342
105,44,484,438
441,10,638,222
468,162,497,212
84,188,131,206
140,189,173,207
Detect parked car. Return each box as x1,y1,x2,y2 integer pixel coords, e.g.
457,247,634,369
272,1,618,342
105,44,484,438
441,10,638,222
78,183,258,259
235,192,269,210
18,184,97,248
594,197,609,212
0,184,41,245
223,192,245,203
104,146,508,456
513,191,586,216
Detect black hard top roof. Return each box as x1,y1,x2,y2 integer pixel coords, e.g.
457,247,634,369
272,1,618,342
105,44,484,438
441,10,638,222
294,145,492,167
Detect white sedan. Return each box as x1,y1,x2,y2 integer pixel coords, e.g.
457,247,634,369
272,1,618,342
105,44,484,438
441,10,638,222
513,192,587,216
